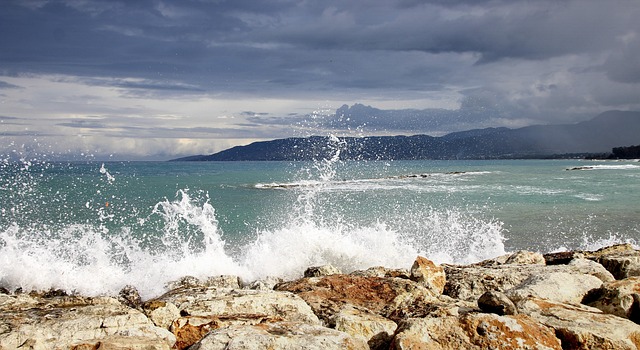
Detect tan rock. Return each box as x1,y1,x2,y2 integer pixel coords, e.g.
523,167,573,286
505,250,546,265
189,321,369,350
410,256,446,296
393,313,561,350
517,297,640,349
0,294,175,350
350,266,411,279
143,300,181,329
506,271,603,304
444,260,613,301
598,252,640,280
334,305,397,350
477,290,517,315
584,277,640,322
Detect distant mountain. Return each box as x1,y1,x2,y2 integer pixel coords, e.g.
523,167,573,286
173,110,640,161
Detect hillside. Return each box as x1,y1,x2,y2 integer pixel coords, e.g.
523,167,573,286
173,110,640,161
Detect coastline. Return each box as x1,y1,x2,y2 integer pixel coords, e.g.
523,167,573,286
2,244,640,349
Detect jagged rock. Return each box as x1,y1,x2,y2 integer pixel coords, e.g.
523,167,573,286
585,243,637,259
118,285,143,309
478,291,517,315
392,313,561,350
506,271,603,304
148,286,320,347
203,275,242,289
516,297,640,349
569,257,615,282
304,265,342,277
143,300,181,329
350,266,411,279
505,250,546,265
166,275,203,290
410,256,446,296
275,274,432,326
334,305,397,350
584,277,640,323
245,276,284,290
444,260,613,301
472,253,511,267
0,294,175,349
544,251,585,265
598,252,640,280
189,321,369,350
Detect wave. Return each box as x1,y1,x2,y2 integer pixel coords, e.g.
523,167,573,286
566,164,640,171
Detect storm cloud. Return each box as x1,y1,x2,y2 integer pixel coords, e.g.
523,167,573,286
0,0,639,159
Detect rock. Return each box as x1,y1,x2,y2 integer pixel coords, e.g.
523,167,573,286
478,291,518,315
505,250,546,265
517,297,640,350
0,294,175,349
410,256,446,296
506,271,603,304
472,253,512,267
585,243,637,259
203,275,242,289
334,305,397,350
583,277,640,323
149,286,320,347
393,313,562,350
350,266,411,279
304,264,342,277
118,285,143,309
275,274,432,326
544,251,585,265
143,300,181,329
444,260,613,301
245,276,283,290
598,252,640,280
569,258,615,282
167,275,203,289
190,321,369,350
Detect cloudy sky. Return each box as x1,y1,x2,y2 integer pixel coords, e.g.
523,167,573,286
1,0,639,160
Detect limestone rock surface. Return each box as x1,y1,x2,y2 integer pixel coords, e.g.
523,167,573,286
584,277,640,323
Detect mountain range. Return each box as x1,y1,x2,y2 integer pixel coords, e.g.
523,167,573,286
173,110,640,161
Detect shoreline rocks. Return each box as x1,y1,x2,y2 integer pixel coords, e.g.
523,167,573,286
2,243,640,349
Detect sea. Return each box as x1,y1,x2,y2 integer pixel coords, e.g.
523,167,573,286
1,150,639,299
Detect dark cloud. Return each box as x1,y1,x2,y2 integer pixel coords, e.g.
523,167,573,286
1,0,639,159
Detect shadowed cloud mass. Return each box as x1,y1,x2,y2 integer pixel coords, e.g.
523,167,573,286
0,0,639,159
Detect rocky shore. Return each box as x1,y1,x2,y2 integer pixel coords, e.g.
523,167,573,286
3,244,640,349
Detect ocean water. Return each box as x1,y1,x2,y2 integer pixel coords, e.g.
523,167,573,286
1,152,639,299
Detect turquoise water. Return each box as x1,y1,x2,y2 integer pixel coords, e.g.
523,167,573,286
1,157,639,298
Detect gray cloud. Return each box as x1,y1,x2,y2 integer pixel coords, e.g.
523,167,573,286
0,0,639,159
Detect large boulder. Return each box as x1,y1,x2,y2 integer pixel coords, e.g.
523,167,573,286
275,274,433,326
189,321,368,350
409,256,446,296
392,313,561,350
598,252,640,280
444,258,613,301
334,305,397,350
0,294,175,350
584,277,640,323
147,286,320,349
506,271,603,304
517,297,640,349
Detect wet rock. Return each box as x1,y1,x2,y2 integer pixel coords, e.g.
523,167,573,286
506,271,603,304
516,297,640,350
393,313,561,350
477,291,517,315
203,275,242,289
190,321,369,350
584,277,640,323
505,250,546,265
410,256,446,296
0,294,175,349
334,305,397,350
118,285,143,310
304,264,342,277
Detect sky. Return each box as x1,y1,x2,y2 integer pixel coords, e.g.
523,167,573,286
1,0,639,160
